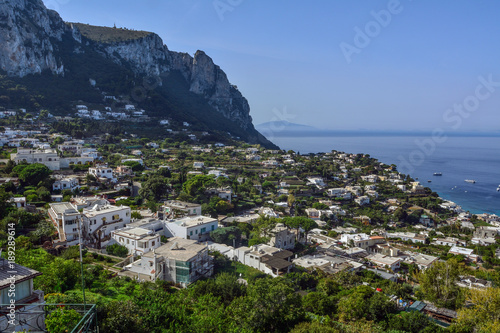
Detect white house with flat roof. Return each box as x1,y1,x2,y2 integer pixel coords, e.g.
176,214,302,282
408,254,439,270
48,202,82,245
82,204,131,246
11,148,60,170
158,200,202,219
367,253,401,271
449,246,478,262
112,227,161,255
233,244,294,277
52,177,79,191
164,216,218,241
88,166,116,182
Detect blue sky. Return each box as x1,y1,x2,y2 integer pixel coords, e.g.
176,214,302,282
43,0,500,132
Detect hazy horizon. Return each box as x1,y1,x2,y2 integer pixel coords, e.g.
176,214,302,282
43,0,500,132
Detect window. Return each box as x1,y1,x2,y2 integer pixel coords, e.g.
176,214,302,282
152,241,155,246
127,239,129,244
1,280,31,303
132,241,134,245
190,231,193,236
195,230,198,234
112,214,119,220
211,225,215,231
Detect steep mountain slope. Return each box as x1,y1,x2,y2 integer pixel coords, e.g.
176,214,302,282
0,0,276,148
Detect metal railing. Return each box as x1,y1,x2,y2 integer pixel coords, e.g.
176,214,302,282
0,303,97,333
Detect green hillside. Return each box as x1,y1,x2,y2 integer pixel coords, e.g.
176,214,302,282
70,23,152,43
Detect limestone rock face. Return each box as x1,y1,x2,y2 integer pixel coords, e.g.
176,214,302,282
0,0,264,141
0,0,74,76
102,42,253,129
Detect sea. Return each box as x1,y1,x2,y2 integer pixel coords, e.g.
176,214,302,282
271,135,500,215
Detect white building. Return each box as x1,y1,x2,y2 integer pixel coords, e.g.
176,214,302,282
307,177,326,188
11,148,60,170
367,253,401,271
233,244,293,277
48,202,82,245
88,166,116,182
408,254,438,270
269,223,296,250
83,204,131,245
112,227,161,255
164,216,218,241
327,188,352,199
386,232,427,244
125,237,213,287
193,161,204,169
355,196,370,206
52,177,79,191
158,200,202,220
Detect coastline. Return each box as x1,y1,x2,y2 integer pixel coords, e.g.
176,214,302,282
271,134,500,217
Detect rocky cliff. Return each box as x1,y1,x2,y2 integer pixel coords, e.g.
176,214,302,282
0,0,273,147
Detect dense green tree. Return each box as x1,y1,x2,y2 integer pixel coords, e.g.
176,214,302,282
451,287,500,333
418,258,464,309
302,291,336,315
124,160,144,172
100,300,149,333
228,278,305,332
139,175,169,201
106,243,129,257
182,175,215,197
290,321,341,333
386,310,443,333
209,226,241,246
337,285,374,322
0,187,13,219
189,272,246,306
16,163,52,186
45,308,82,333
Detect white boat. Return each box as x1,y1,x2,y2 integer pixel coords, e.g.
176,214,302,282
465,179,476,184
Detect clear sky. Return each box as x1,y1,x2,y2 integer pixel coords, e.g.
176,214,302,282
42,0,500,132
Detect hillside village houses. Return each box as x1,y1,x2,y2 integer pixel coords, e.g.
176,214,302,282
11,145,98,171
4,115,499,300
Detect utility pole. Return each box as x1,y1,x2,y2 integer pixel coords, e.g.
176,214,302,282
78,216,87,310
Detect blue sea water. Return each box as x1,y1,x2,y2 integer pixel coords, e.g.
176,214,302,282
271,135,500,215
